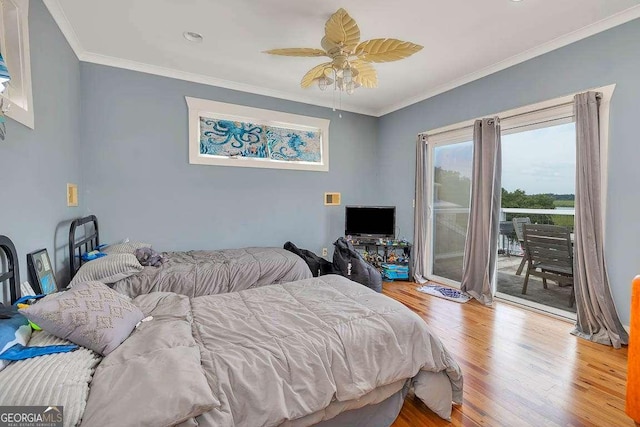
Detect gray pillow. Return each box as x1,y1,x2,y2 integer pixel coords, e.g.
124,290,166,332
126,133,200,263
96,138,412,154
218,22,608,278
69,253,143,287
102,242,152,255
19,281,144,355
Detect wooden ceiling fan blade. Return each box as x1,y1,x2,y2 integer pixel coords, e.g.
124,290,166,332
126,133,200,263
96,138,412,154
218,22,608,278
301,62,332,88
321,36,338,54
351,60,377,88
265,9,423,93
324,8,360,52
355,38,423,63
264,48,328,57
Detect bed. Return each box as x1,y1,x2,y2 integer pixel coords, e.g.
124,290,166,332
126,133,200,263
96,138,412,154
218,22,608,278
68,215,313,297
1,234,464,427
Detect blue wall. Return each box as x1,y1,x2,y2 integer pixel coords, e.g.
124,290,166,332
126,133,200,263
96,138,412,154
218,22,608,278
377,18,640,324
0,0,81,301
3,3,637,324
79,64,379,257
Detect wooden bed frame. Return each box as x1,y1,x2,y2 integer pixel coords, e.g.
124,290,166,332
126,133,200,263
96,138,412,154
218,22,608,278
0,235,21,304
68,215,100,279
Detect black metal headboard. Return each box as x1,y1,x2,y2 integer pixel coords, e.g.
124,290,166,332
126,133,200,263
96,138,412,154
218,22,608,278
69,215,100,278
0,235,20,304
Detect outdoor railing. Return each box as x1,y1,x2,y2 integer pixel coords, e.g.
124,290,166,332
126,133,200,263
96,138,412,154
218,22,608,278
501,207,575,217
499,207,575,255
432,206,575,256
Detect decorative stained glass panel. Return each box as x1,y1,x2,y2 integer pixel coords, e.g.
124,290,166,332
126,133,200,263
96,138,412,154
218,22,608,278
188,97,329,172
267,126,322,163
200,118,268,158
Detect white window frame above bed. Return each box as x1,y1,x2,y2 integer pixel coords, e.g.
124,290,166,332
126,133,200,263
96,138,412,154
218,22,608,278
0,0,34,129
186,97,330,172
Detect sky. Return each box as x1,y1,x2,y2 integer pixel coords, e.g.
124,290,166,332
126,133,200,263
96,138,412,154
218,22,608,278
502,122,576,195
434,122,576,196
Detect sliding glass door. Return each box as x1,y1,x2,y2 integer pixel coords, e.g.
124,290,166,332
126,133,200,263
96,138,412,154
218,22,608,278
496,121,577,316
424,100,577,289
427,140,473,286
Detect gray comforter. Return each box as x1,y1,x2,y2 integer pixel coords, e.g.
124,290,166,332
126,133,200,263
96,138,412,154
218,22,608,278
112,247,312,298
81,275,463,427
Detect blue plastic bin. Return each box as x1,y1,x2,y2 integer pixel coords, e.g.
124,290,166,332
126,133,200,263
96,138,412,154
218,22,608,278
381,264,409,281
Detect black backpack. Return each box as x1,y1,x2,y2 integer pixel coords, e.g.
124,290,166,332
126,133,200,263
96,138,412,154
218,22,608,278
332,237,382,293
283,242,337,277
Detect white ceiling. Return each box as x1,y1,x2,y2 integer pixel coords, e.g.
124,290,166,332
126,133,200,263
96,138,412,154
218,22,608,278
45,0,640,116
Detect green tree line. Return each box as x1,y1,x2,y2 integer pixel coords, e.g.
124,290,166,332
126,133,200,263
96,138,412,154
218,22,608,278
434,167,574,229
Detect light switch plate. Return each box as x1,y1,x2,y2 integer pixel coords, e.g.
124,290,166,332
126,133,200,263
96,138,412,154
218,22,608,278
67,183,78,207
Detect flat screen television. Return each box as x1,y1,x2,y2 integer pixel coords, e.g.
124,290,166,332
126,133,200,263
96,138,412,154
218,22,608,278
345,206,396,240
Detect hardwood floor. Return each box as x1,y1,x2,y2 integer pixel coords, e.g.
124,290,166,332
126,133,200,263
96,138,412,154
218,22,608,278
383,281,633,427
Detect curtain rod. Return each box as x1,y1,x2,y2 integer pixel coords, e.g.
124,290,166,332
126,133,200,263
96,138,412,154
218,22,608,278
423,100,578,138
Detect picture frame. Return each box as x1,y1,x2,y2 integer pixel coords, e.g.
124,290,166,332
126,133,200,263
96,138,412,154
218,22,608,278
26,249,58,295
186,97,330,172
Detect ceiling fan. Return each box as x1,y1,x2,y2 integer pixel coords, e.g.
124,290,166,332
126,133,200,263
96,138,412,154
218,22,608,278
264,8,423,95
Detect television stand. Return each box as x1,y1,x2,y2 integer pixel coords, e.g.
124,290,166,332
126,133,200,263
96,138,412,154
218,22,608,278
348,239,412,280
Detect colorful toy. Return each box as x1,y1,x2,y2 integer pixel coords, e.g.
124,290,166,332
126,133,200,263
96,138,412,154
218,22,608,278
16,304,41,330
80,250,107,262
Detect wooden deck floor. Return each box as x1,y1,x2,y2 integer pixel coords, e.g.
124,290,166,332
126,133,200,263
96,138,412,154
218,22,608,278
383,281,633,427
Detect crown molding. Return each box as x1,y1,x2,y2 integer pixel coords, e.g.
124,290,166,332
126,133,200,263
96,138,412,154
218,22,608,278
42,1,375,116
375,4,640,117
42,0,84,58
78,51,377,116
44,0,640,118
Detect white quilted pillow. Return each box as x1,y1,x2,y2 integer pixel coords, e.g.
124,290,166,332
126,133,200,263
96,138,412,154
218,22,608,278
0,331,101,427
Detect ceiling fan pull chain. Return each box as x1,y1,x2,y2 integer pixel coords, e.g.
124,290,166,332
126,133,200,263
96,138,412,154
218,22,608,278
332,77,337,112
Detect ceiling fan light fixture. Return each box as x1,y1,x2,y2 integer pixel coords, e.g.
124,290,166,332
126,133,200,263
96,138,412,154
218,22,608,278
342,67,353,85
317,76,333,91
346,81,356,95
